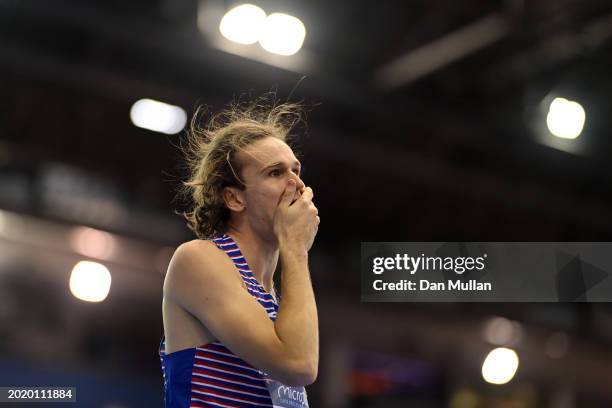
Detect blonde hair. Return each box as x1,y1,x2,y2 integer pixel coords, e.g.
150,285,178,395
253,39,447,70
179,97,305,239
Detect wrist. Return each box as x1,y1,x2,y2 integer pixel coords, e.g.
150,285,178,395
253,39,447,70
279,243,308,262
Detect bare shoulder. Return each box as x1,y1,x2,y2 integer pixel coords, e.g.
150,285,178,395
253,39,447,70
172,239,223,265
163,239,239,301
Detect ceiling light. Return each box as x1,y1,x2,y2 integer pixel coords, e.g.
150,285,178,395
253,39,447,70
69,261,112,302
219,4,266,45
546,97,586,139
259,13,306,56
130,98,187,135
481,347,519,385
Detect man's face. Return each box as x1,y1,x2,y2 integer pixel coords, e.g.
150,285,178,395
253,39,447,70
233,136,305,234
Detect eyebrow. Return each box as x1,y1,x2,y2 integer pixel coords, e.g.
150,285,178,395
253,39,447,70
260,160,302,173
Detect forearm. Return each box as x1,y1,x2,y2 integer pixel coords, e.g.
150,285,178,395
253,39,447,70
273,247,319,383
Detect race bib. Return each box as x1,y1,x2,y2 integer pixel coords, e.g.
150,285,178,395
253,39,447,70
261,372,309,408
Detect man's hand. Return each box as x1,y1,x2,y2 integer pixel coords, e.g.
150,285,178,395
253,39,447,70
273,180,320,252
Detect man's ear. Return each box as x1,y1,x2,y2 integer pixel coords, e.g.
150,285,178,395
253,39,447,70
222,186,246,212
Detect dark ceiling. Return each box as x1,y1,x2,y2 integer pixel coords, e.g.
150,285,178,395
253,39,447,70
2,0,612,248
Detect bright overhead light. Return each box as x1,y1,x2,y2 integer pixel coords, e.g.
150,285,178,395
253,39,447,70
259,13,306,56
481,347,519,385
219,4,266,45
130,98,187,135
69,261,112,302
546,97,586,139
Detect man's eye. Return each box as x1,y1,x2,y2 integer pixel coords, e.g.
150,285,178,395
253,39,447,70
269,169,281,176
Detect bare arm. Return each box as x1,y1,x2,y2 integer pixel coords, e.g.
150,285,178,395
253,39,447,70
273,248,319,385
273,180,320,384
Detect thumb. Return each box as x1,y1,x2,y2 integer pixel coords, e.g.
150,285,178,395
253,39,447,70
279,179,297,207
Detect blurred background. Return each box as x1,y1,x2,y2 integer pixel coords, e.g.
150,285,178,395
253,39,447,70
2,0,612,406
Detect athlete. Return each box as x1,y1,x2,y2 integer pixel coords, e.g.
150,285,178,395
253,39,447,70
159,101,320,407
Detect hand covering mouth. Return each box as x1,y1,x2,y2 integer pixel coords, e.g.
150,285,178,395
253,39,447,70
290,192,301,205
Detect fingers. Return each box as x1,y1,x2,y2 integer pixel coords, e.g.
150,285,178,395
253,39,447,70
313,216,320,244
300,186,314,202
309,204,318,219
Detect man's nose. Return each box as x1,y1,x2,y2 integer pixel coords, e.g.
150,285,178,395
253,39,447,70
292,174,306,191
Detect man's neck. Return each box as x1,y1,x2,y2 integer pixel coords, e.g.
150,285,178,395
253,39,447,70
225,225,279,294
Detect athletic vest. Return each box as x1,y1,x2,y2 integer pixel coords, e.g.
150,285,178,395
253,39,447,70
159,234,309,407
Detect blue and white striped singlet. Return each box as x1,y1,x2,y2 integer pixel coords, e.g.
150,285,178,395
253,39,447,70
159,234,308,408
